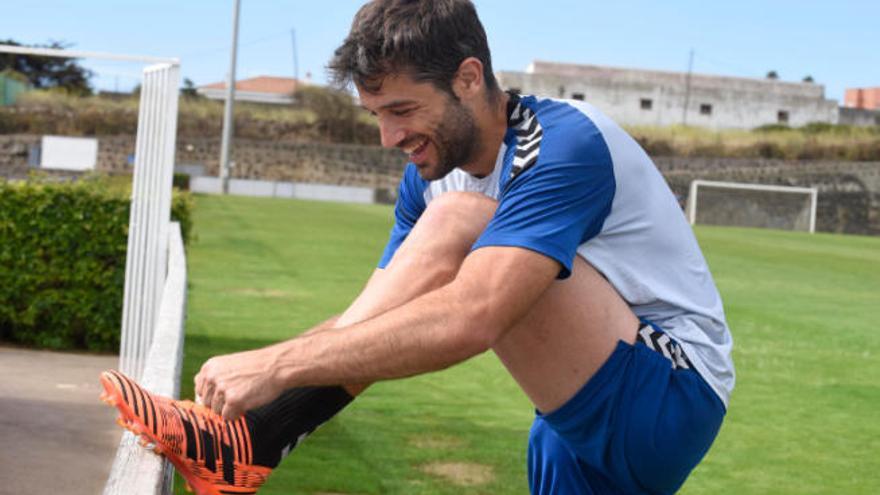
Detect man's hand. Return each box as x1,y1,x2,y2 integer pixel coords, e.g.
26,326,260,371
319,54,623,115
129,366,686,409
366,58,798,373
194,347,285,421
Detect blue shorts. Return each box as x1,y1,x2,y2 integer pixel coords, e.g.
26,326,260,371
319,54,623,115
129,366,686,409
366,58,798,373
527,324,725,494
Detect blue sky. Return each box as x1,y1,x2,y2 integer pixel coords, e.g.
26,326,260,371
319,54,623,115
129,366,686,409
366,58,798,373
1,1,878,102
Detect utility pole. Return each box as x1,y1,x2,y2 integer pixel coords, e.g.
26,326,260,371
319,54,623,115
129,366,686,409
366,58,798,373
219,0,241,194
290,28,299,85
682,49,694,126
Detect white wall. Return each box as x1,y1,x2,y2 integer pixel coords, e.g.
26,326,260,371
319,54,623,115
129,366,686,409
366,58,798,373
190,177,376,204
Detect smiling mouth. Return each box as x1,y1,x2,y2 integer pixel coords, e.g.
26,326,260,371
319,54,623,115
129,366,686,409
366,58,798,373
402,137,429,163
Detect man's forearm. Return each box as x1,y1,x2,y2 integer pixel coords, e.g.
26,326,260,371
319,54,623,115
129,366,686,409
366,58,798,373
294,314,371,396
300,315,340,337
269,281,491,389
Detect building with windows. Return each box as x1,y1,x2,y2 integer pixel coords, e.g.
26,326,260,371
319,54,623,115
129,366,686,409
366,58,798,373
496,61,840,129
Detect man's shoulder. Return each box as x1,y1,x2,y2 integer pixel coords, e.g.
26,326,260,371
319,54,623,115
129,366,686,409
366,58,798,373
510,95,617,171
519,96,603,136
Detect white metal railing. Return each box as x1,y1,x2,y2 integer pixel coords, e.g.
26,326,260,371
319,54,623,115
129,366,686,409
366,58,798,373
104,222,187,495
120,63,181,379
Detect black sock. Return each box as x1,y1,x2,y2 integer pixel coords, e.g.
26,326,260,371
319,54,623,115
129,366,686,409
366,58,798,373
244,386,355,468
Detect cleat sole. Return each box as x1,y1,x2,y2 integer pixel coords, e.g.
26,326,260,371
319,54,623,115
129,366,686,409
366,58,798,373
99,372,225,495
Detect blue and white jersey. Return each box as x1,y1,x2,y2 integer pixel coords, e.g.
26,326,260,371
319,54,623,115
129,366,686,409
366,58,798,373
378,94,734,407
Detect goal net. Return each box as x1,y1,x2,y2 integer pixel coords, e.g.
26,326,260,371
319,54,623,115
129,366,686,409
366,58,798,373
686,180,818,233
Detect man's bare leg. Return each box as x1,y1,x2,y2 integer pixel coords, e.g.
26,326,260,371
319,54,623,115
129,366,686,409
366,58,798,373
330,192,638,412
332,191,499,395
492,254,639,413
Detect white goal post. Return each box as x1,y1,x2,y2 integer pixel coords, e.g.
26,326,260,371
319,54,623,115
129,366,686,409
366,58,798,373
686,180,818,233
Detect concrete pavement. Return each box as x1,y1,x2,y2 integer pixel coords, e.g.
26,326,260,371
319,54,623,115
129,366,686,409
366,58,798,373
0,346,122,495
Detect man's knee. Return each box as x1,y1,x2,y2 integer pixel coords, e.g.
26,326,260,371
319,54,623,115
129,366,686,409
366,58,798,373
387,192,496,276
420,192,497,238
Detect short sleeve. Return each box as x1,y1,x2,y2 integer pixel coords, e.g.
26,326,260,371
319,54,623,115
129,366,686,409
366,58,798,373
472,123,615,279
378,165,428,268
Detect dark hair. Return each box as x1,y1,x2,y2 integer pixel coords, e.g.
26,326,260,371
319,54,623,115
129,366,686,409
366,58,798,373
328,0,500,98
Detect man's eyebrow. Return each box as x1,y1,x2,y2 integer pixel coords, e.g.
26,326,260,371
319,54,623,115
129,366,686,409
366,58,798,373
361,99,418,113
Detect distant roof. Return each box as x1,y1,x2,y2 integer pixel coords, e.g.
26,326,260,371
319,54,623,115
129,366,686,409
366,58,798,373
199,76,301,95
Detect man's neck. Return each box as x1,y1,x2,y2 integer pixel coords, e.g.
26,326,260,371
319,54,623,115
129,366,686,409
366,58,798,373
460,91,510,178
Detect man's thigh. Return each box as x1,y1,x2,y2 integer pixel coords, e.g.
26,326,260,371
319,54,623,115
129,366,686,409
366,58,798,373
492,254,639,413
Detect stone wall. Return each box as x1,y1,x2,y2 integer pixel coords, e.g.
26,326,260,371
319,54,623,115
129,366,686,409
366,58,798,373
0,134,39,177
0,134,407,193
2,134,878,234
838,107,880,127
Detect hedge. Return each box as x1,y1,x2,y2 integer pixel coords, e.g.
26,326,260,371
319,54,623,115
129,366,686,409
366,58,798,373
0,176,193,351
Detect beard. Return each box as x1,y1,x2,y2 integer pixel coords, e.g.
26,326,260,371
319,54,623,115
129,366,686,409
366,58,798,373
416,97,481,181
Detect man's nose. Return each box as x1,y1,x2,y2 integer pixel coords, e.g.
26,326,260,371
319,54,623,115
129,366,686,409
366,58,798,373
379,121,406,149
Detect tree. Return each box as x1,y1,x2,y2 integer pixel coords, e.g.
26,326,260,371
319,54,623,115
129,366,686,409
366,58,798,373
295,85,362,142
0,39,93,95
181,78,201,99
766,70,779,80
802,75,814,83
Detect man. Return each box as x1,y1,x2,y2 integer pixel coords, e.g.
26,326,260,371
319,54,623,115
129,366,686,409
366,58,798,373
100,1,733,493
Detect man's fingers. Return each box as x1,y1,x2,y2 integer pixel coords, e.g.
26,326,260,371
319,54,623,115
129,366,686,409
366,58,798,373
221,401,242,422
211,391,224,416
194,371,203,396
201,381,216,410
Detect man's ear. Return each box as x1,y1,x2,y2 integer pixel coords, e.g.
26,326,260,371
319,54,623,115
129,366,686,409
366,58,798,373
452,57,484,101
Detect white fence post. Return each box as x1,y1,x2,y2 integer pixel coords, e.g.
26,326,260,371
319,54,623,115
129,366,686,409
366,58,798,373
119,63,181,379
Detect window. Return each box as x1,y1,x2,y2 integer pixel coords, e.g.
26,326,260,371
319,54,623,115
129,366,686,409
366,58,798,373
572,93,585,101
700,104,712,115
777,110,789,124
640,98,653,110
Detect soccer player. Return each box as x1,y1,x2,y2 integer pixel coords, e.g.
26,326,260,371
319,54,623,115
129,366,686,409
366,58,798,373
100,1,734,493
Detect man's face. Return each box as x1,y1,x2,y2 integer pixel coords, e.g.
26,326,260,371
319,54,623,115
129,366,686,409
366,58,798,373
358,74,480,181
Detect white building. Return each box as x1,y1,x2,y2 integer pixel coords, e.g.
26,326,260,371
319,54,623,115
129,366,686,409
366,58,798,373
496,61,839,129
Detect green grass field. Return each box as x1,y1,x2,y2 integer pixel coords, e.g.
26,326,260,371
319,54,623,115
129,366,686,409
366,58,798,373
175,194,880,494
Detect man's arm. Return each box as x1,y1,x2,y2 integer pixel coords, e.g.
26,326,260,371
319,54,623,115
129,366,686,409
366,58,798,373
299,315,340,337
198,246,559,419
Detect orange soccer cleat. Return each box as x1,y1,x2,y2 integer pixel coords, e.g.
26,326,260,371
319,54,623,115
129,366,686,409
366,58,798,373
99,369,273,495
